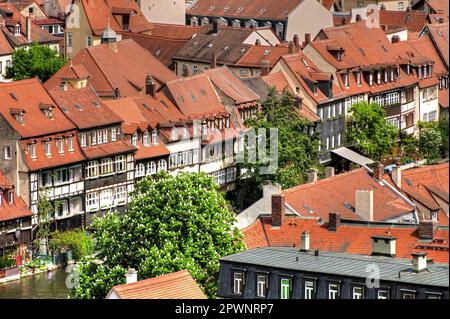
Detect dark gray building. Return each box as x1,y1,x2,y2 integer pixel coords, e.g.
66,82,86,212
218,247,449,299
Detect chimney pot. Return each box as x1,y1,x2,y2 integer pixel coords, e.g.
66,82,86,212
328,212,341,231
411,252,427,272
255,39,261,46
113,87,120,99
288,41,295,54
261,60,270,76
303,33,311,47
355,190,374,221
371,162,384,181
300,231,310,251
391,35,400,43
355,14,362,21
125,268,138,284
314,249,319,256
293,34,299,47
271,194,285,227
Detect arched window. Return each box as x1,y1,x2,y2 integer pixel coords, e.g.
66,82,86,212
135,163,145,177
147,162,156,175
158,159,167,172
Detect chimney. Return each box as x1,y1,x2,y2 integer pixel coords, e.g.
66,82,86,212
263,180,281,200
113,87,120,100
371,162,384,181
288,41,295,54
255,39,261,46
125,268,138,284
261,60,270,76
411,252,427,272
271,194,285,227
371,236,396,257
325,166,335,178
418,220,437,239
307,170,318,183
355,190,374,221
293,34,299,47
391,165,401,189
328,212,341,231
341,17,346,25
212,19,219,34
26,17,32,43
391,35,400,43
380,24,387,31
145,74,156,98
300,231,310,251
210,53,217,69
355,14,362,22
303,33,311,47
438,17,444,24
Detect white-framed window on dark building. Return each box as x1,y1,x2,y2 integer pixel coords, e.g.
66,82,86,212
86,160,99,178
233,271,244,295
97,130,102,144
352,286,364,299
256,274,268,298
304,280,316,299
100,189,113,208
135,163,145,177
103,129,108,143
377,289,389,299
280,278,291,299
401,290,416,299
158,159,167,172
115,155,126,172
147,161,157,175
111,127,117,142
425,293,442,299
114,186,127,205
55,168,69,184
86,192,99,211
328,283,340,299
100,158,113,175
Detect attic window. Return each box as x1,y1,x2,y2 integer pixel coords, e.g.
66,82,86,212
8,191,14,204
91,101,100,108
344,201,354,211
74,104,82,110
10,109,25,125
405,178,413,186
14,24,21,36
259,8,266,14
40,104,54,119
343,73,349,87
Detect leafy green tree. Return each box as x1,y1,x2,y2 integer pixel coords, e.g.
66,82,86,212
6,43,64,82
50,230,94,261
438,115,449,158
419,125,443,160
346,101,398,161
234,88,320,209
34,189,60,255
71,172,244,299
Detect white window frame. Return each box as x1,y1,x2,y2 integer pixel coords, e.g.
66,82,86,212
280,278,291,299
114,186,127,205
44,141,51,156
158,159,167,172
4,145,12,160
147,161,157,175
99,158,114,175
67,137,74,151
304,281,315,299
353,286,364,299
377,290,389,299
135,163,145,177
100,189,113,209
86,192,99,211
233,272,244,295
115,155,126,172
85,160,99,178
328,283,339,299
143,131,150,146
256,274,267,298
111,127,117,142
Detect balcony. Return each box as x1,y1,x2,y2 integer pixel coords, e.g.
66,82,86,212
401,100,415,113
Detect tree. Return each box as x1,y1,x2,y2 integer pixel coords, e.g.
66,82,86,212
71,172,244,299
6,43,65,82
438,115,449,158
419,124,443,160
50,230,94,261
34,188,60,256
234,88,320,209
346,101,398,161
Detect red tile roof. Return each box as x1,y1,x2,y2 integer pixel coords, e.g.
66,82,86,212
236,45,300,68
439,87,449,108
379,10,429,33
283,168,414,222
0,78,76,138
45,39,178,98
242,217,449,263
0,25,14,55
150,23,204,40
109,270,206,299
187,0,305,21
82,139,136,160
424,22,449,70
0,170,32,222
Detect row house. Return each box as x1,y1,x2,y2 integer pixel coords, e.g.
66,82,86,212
0,78,85,231
186,0,333,41
48,83,136,226
0,169,32,254
303,22,439,137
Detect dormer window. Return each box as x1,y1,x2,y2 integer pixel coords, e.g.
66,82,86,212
390,69,394,82
44,141,51,156
143,131,149,146
343,73,349,87
132,132,138,146
29,144,36,158
171,127,178,140
68,137,74,151
396,67,400,78
383,69,388,83
377,71,381,84
423,65,427,79
14,24,21,36
406,64,410,75
152,129,158,144
8,191,14,204
369,72,373,86
418,66,422,79
218,118,223,130
428,64,432,77
183,126,189,138
15,112,24,124
355,72,361,85
57,139,64,154
40,104,55,120
225,117,230,128
202,123,208,136
209,120,214,129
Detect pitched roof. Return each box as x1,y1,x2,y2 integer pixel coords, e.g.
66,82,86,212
242,217,449,263
187,0,305,21
203,66,260,104
150,23,204,40
283,167,414,222
80,0,153,36
48,85,123,130
109,270,206,299
0,170,32,222
0,78,76,138
423,22,449,70
0,24,14,55
236,45,300,68
81,139,136,160
379,10,429,33
45,39,178,98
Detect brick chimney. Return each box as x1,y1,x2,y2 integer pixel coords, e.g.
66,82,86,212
303,33,311,47
145,74,156,98
418,220,437,239
255,39,261,46
355,190,374,221
271,194,285,227
288,41,295,54
113,87,120,100
328,212,341,231
300,231,310,251
261,60,270,76
210,53,217,69
391,165,401,189
325,166,335,178
371,162,384,181
293,34,299,47
411,252,427,272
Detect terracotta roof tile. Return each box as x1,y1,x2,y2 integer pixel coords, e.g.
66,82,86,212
0,170,32,222
236,45,300,68
82,139,136,160
110,270,206,299
379,10,429,33
150,23,204,40
424,22,449,70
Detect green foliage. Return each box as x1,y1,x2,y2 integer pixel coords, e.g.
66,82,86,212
71,260,126,299
438,115,449,158
50,230,94,261
234,88,319,209
0,255,16,270
72,172,245,299
419,125,443,160
6,43,65,82
34,188,61,254
346,101,398,161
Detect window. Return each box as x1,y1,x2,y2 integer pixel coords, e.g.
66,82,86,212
30,144,36,158
43,141,51,156
102,129,108,143
357,0,365,7
86,192,99,211
256,274,268,298
8,191,14,204
57,200,69,217
233,272,244,295
426,293,442,299
226,167,237,182
114,186,127,205
131,132,138,146
56,139,64,154
147,161,156,175
92,131,97,145
68,137,74,151
86,35,93,47
356,72,361,85
85,161,99,178
115,155,126,172
328,283,340,299
171,127,178,140
326,137,329,150
280,278,291,299
304,281,315,299
67,32,73,47
55,168,69,184
157,159,167,172
5,145,12,160
377,289,389,299
192,64,199,74
353,286,364,299
100,158,113,175
331,104,336,117
97,130,102,144
100,189,113,208
398,1,404,10
111,127,117,142
41,171,52,187
343,73,349,87
318,108,323,119
169,154,178,169
152,129,158,144
143,131,150,146
401,290,416,299
331,135,335,149
423,113,428,122
135,163,145,177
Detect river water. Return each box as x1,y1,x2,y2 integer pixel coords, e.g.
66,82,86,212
0,268,70,299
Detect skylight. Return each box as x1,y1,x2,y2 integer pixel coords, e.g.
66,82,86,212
303,204,314,213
